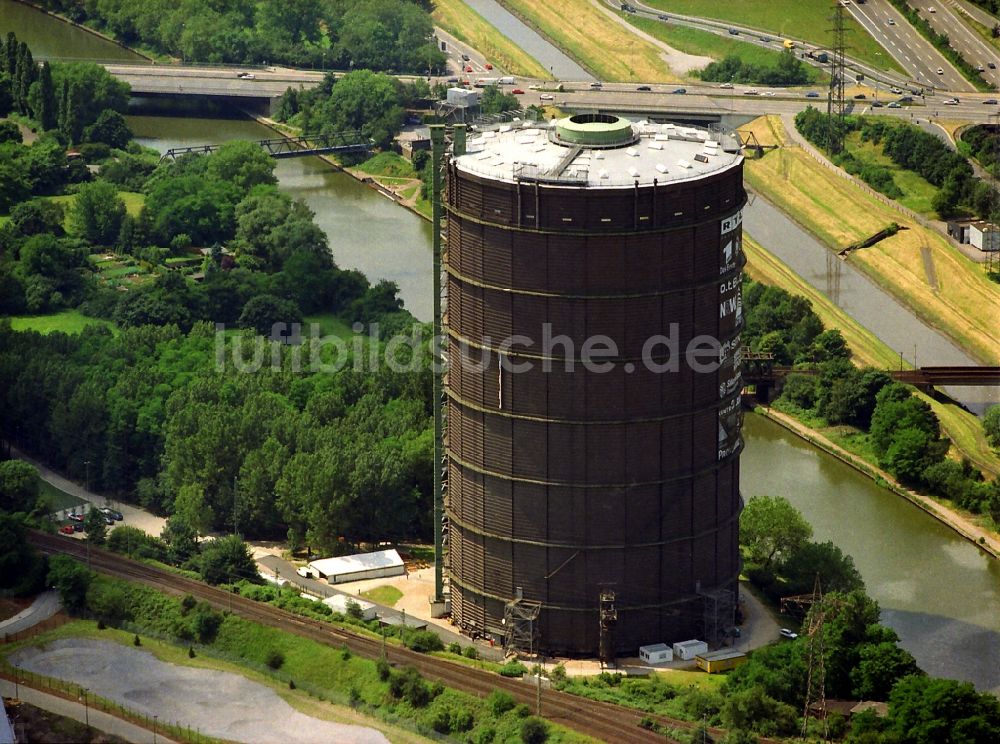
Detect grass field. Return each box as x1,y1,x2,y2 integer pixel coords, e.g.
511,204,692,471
643,0,902,73
432,0,551,79
302,313,355,339
623,13,825,82
5,310,114,335
744,125,1000,364
498,0,676,81
360,585,403,607
43,191,144,230
844,131,938,217
37,479,87,512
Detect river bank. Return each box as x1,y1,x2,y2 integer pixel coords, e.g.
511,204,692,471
755,405,1000,561
11,0,153,61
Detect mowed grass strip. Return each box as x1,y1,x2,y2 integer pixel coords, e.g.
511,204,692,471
744,131,1000,364
5,310,115,335
845,131,938,217
623,13,825,82
432,0,551,79
499,0,675,81
643,0,902,73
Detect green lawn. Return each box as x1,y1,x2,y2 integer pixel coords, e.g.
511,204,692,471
39,191,144,231
360,585,403,607
302,313,355,339
354,152,418,179
624,13,825,83
37,479,86,513
644,0,903,73
5,310,114,335
845,131,939,217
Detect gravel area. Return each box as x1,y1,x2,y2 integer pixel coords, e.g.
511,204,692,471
10,638,389,744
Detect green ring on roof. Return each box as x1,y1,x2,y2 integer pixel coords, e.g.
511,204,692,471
555,114,636,147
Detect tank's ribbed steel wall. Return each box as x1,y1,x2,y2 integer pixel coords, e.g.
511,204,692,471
444,158,747,656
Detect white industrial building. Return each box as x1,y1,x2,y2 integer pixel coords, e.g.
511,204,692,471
446,87,480,108
323,594,378,621
307,548,406,584
672,639,709,660
638,643,673,664
969,221,1000,251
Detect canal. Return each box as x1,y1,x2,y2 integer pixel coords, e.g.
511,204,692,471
5,0,1000,692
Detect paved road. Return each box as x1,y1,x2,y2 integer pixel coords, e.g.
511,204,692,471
910,0,1000,85
1,678,176,744
850,0,971,91
0,592,60,637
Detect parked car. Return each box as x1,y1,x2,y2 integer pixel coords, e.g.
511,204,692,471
59,524,75,535
806,91,820,97
636,85,652,91
73,523,83,532
983,99,998,105
99,507,123,521
672,87,687,94
68,513,84,522
779,628,798,639
512,88,525,95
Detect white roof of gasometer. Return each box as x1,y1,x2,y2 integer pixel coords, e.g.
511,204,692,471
455,114,742,188
308,548,404,576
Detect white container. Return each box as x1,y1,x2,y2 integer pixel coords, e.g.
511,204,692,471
639,643,673,664
672,639,709,660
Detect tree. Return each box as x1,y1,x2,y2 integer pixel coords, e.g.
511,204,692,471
0,460,40,514
520,717,549,744
740,495,813,569
198,534,260,585
205,140,277,192
887,675,1000,743
70,180,126,245
851,642,921,700
31,61,57,130
0,514,47,595
985,405,1000,449
83,507,108,545
782,540,864,595
84,108,132,149
719,687,799,736
238,294,303,336
47,553,93,612
884,428,941,485
173,483,215,536
312,70,404,149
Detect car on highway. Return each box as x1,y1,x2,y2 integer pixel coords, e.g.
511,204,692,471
762,90,775,96
888,101,902,108
937,67,944,75
461,54,470,61
744,88,759,95
990,62,997,70
887,19,895,25
899,95,914,103
446,77,459,83
983,99,998,105
636,85,652,91
658,14,669,21
806,91,820,97
590,81,603,88
728,28,739,35
760,36,771,42
484,63,493,70
512,89,525,95
889,86,902,94
978,65,986,72
779,628,798,639
871,101,884,107
464,65,473,72
719,82,734,89
853,93,866,99
943,98,959,105
672,87,687,94
237,72,255,79
928,6,935,12
539,93,554,100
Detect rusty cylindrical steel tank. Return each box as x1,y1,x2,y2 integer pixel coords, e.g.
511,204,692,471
444,115,746,656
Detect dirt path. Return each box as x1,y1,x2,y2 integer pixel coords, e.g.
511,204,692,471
759,407,1000,559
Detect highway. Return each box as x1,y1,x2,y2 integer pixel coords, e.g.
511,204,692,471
909,0,1000,85
848,0,971,90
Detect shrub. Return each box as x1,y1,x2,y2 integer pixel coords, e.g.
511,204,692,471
188,646,196,658
288,679,296,690
447,641,462,655
402,629,444,653
487,690,516,716
389,666,432,707
463,645,479,660
500,661,528,677
266,649,285,670
133,634,141,646
377,659,391,681
520,716,549,744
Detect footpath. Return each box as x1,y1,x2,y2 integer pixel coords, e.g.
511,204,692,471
758,406,1000,560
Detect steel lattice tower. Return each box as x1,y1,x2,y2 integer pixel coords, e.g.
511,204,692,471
827,1,849,155
801,576,828,739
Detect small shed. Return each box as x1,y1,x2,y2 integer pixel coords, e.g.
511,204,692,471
947,219,972,244
672,639,709,660
308,549,406,584
323,594,378,621
970,221,1000,251
639,643,673,664
695,649,747,674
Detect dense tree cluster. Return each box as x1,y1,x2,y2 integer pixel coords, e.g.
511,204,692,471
34,0,446,73
0,320,433,551
700,49,811,86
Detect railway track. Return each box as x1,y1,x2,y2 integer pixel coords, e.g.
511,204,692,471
29,532,775,743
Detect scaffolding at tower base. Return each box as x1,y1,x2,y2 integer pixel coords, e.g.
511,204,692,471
503,595,542,658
